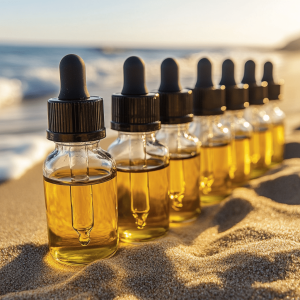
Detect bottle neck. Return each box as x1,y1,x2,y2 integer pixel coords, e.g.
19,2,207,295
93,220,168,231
192,115,219,124
160,123,190,134
251,105,269,114
55,140,100,148
117,131,156,142
269,99,280,106
55,140,101,150
224,109,245,119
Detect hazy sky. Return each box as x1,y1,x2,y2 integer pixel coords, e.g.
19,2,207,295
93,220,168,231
1,0,300,48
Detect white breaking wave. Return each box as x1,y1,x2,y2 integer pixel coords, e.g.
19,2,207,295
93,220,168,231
0,45,283,181
0,134,53,181
0,46,283,102
0,78,22,108
0,99,52,182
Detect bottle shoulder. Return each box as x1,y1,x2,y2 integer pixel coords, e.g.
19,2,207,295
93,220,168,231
156,129,200,158
222,114,253,137
107,135,168,153
107,135,169,171
190,119,231,146
43,144,116,182
244,106,272,129
268,106,285,124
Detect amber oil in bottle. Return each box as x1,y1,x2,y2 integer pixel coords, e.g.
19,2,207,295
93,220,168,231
242,60,272,178
108,56,170,242
156,58,201,223
262,61,285,165
43,54,118,265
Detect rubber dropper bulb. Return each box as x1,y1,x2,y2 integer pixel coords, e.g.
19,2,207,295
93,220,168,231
58,54,90,100
241,60,256,85
195,58,213,88
219,59,236,87
121,56,148,95
158,58,182,92
261,61,274,84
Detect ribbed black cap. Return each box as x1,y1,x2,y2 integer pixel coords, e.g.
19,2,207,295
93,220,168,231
193,58,226,116
47,54,105,143
261,61,281,100
241,60,268,105
111,56,160,132
219,59,248,110
158,58,193,124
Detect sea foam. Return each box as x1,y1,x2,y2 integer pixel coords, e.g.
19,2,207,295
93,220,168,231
0,45,283,181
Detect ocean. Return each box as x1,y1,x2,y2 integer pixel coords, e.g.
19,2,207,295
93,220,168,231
0,44,283,181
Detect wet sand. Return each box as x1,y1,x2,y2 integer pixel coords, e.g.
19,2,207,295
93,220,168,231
1,52,300,299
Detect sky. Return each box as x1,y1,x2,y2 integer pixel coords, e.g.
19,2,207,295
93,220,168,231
0,0,300,48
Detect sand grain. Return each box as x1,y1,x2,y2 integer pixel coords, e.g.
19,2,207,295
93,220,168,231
1,158,300,299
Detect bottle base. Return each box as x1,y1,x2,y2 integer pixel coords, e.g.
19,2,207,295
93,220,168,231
200,194,229,206
170,209,201,223
49,242,119,266
231,173,250,189
250,167,269,179
119,227,168,243
270,159,283,167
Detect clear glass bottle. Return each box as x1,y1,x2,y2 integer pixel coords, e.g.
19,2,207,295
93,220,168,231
190,114,233,205
267,101,285,164
262,61,285,165
190,58,233,206
108,56,170,243
244,105,272,177
44,141,118,265
157,124,200,222
43,54,118,265
242,60,272,178
156,58,200,223
219,59,252,186
222,110,252,186
108,131,169,242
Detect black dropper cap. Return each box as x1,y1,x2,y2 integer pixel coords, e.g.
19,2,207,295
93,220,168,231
219,59,248,110
261,61,281,100
111,56,160,132
193,58,225,116
241,60,268,105
47,54,105,142
158,58,193,124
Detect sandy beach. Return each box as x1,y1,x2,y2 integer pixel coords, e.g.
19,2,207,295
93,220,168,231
1,51,300,299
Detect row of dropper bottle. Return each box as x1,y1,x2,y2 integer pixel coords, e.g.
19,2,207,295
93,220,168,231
190,58,284,206
43,54,284,265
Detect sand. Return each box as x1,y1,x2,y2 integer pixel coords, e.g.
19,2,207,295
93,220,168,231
3,157,300,299
2,52,300,299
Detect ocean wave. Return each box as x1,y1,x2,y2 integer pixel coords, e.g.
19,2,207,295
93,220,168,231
0,134,53,181
0,78,22,108
22,67,59,98
0,46,283,103
0,46,284,182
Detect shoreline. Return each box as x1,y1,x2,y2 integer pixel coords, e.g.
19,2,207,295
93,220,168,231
2,51,300,299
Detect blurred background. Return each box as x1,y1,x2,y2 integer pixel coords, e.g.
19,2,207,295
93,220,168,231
1,0,300,181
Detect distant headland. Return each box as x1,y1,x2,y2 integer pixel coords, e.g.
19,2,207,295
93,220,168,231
279,36,300,51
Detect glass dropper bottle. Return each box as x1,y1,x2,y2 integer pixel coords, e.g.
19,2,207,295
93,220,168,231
43,54,118,265
108,56,169,243
156,58,200,223
262,61,285,165
219,59,252,187
242,60,272,178
189,58,231,206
